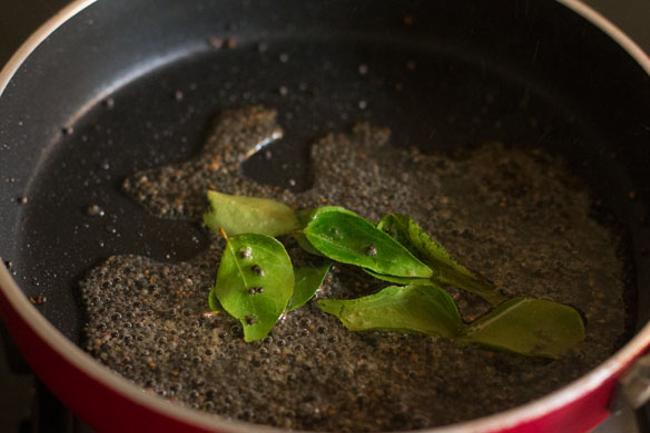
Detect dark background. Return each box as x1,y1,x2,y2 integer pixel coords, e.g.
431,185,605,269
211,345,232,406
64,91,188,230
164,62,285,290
0,1,648,432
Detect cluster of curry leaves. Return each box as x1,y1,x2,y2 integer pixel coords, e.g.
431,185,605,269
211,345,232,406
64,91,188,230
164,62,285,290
203,190,585,358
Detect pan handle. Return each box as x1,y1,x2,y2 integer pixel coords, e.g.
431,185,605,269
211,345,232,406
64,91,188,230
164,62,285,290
611,353,650,433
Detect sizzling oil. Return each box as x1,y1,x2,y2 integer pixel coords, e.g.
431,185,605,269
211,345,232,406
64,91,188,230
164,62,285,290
81,106,626,432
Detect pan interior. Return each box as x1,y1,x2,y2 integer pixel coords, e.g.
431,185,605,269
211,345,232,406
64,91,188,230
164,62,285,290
0,5,647,419
8,34,642,344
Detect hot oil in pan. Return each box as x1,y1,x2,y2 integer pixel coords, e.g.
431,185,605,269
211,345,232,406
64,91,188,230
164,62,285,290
81,106,626,431
17,39,627,431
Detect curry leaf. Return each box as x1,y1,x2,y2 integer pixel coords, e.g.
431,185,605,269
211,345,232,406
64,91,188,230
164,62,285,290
303,207,433,278
378,213,503,304
461,298,585,359
288,263,331,311
364,269,430,286
213,233,294,342
292,232,323,256
207,289,223,312
318,284,464,338
290,208,325,256
204,190,299,237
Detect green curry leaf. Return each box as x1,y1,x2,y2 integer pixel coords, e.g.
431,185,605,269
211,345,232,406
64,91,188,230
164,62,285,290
204,190,299,237
461,298,585,358
378,213,503,304
364,269,430,286
213,233,294,342
288,263,331,311
318,284,464,338
303,207,433,278
202,193,584,357
292,232,323,256
207,289,223,312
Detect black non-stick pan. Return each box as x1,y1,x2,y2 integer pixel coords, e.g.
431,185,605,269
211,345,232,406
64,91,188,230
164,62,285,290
0,1,649,432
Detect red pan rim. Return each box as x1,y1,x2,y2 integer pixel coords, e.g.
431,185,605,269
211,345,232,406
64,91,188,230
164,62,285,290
1,1,649,432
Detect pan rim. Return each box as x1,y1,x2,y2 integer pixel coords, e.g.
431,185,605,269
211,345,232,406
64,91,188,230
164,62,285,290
0,0,649,432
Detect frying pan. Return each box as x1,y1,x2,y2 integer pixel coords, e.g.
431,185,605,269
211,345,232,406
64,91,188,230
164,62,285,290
0,0,649,432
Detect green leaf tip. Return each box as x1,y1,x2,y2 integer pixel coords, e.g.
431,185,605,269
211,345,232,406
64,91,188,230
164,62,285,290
288,263,331,311
378,213,503,304
207,289,223,312
203,190,300,237
461,298,586,359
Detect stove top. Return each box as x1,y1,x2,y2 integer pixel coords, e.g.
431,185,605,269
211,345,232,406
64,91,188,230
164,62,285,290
0,1,648,432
